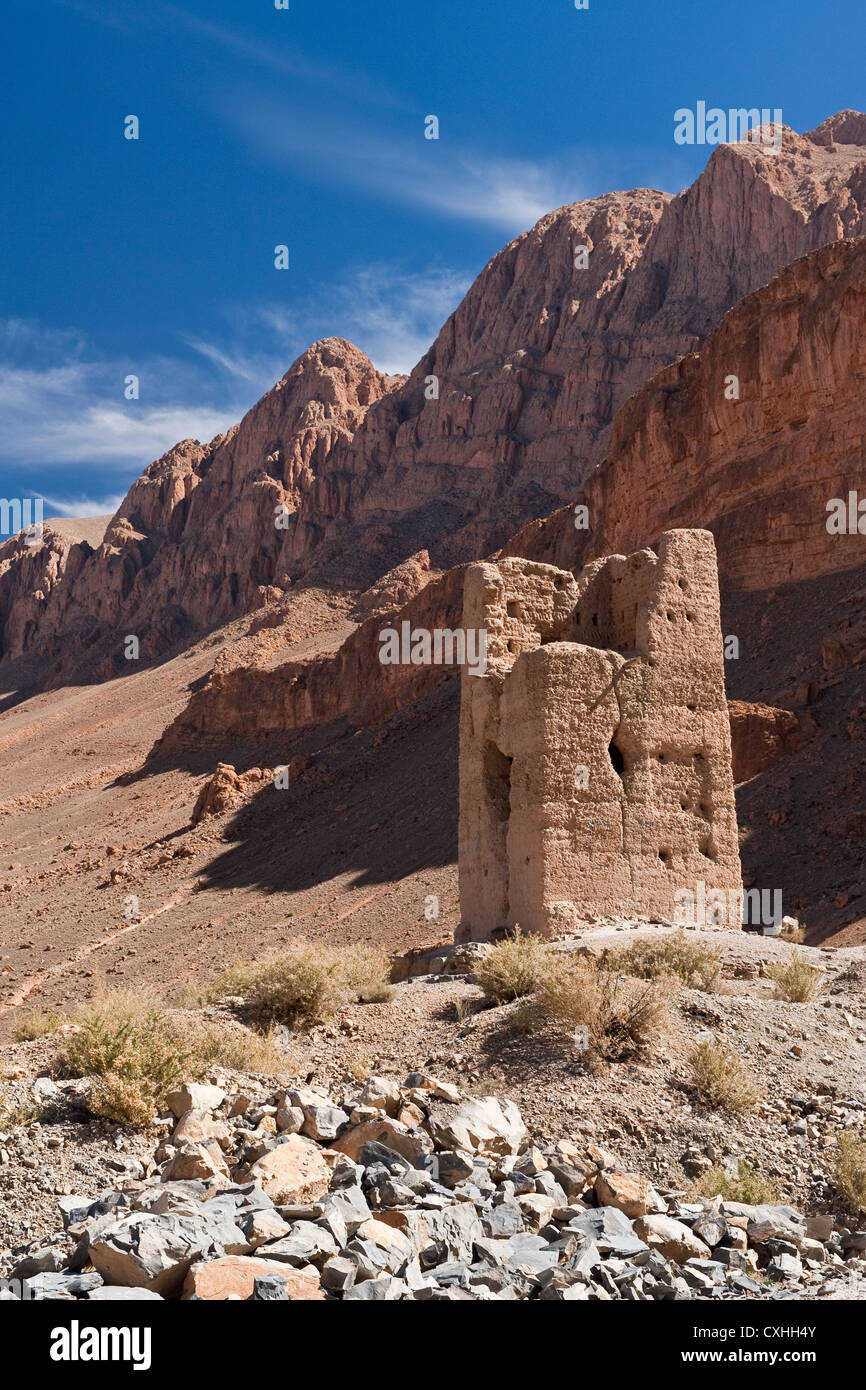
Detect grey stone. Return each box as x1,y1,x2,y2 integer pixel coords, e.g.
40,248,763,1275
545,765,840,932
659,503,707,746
89,1211,243,1297
253,1274,289,1300
321,1255,357,1293
428,1150,469,1184
9,1240,69,1280
481,1200,524,1239
767,1253,803,1281
23,1271,103,1299
343,1275,406,1300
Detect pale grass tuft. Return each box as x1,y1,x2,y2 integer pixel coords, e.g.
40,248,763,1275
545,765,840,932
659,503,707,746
192,1022,291,1076
475,929,550,1004
693,1160,777,1205
12,1006,65,1042
688,1040,758,1112
834,1132,866,1213
195,960,261,1007
535,957,673,1061
765,952,824,1003
208,939,392,1030
605,931,721,992
357,981,396,1005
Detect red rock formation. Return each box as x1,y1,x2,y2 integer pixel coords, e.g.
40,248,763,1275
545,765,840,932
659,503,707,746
0,341,394,681
152,566,467,757
576,236,866,590
728,702,812,783
190,763,272,825
5,115,866,687
155,186,866,773
291,122,866,572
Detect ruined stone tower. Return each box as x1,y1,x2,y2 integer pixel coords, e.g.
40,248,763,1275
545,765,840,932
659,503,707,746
457,529,741,939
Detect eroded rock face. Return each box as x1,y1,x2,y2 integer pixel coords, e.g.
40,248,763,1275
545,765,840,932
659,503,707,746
0,340,395,682
458,532,741,937
303,122,866,577
573,236,866,592
728,702,812,784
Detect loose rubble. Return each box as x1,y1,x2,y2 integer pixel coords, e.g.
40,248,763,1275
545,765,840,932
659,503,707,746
3,1073,865,1301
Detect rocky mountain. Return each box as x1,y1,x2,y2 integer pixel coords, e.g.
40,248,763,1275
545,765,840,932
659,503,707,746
4,115,866,690
3,112,866,971
153,214,866,944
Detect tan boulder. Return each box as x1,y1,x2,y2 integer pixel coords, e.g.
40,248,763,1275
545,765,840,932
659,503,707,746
430,1096,526,1157
594,1170,650,1219
161,1142,229,1185
634,1215,711,1263
247,1135,331,1204
353,1218,414,1271
182,1256,324,1301
329,1116,431,1165
172,1111,232,1149
166,1083,226,1117
357,1076,402,1116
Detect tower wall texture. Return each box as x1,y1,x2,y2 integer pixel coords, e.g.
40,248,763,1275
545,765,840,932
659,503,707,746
457,529,742,938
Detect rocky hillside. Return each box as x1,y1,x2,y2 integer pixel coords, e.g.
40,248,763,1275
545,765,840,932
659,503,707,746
2,926,866,1301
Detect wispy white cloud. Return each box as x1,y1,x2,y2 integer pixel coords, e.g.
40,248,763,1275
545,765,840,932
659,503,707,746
54,0,584,234
326,265,473,375
0,261,470,490
41,492,124,518
25,402,238,465
0,319,243,476
227,97,583,233
208,265,473,380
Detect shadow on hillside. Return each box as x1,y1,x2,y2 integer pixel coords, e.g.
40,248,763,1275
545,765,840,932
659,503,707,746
195,683,460,896
724,566,866,946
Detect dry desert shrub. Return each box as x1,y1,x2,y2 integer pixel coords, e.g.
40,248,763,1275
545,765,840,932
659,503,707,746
54,985,199,1127
475,928,551,1004
197,959,261,1005
765,952,824,1003
535,957,672,1060
834,1133,866,1213
688,1040,758,1113
605,931,721,992
219,939,392,1030
693,1160,778,1205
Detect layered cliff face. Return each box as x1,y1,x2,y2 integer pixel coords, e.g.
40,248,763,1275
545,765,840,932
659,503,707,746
285,121,866,574
578,237,866,589
5,115,866,689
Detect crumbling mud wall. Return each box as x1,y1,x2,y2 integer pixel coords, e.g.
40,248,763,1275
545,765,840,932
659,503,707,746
457,529,741,938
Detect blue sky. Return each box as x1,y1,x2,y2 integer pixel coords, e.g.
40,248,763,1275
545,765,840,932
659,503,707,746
1,0,863,530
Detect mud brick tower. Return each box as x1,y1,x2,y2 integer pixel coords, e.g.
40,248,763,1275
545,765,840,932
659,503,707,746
457,529,741,939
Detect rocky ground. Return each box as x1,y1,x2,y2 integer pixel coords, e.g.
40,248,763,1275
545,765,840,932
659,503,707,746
2,926,865,1299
